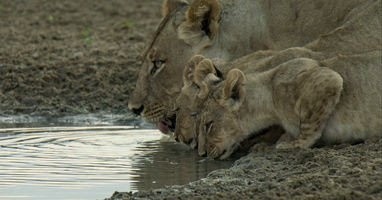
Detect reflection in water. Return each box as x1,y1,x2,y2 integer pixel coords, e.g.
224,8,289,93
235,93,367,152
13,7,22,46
0,125,233,200
130,141,233,191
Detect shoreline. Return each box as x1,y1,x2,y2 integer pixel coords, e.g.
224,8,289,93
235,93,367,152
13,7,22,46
107,139,382,199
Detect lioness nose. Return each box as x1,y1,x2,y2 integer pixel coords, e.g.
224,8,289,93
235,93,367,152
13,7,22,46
131,105,144,115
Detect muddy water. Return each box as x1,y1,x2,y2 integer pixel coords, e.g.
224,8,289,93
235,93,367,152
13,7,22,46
0,116,233,200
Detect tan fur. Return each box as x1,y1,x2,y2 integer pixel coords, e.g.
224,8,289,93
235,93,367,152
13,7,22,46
174,55,221,146
178,0,221,46
162,0,188,17
182,55,205,86
128,0,370,130
194,59,218,99
197,52,381,159
222,69,246,111
174,0,381,156
175,48,322,149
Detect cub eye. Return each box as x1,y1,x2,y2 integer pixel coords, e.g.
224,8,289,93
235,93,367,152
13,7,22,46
150,59,166,75
192,82,200,89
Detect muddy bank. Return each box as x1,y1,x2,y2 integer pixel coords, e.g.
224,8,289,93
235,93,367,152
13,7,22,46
0,0,162,116
109,139,382,200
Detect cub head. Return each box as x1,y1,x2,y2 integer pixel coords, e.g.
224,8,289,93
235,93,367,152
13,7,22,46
128,0,222,134
174,55,222,148
198,69,247,159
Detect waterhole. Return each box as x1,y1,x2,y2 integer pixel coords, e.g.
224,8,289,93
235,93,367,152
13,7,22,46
0,115,233,200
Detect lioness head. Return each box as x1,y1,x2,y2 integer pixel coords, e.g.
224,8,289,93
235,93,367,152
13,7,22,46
128,0,225,134
198,69,247,159
174,55,222,148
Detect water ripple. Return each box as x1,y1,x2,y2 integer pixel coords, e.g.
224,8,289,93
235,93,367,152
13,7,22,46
0,126,233,200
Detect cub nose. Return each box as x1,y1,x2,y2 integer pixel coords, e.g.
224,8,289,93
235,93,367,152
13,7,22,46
131,105,144,115
198,151,207,157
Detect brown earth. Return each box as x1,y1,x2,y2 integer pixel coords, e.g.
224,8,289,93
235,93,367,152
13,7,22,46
109,139,382,200
0,1,381,200
0,0,162,116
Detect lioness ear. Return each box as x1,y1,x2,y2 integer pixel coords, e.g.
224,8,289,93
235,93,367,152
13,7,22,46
162,0,189,17
178,0,221,47
194,59,220,99
183,55,205,86
222,69,246,111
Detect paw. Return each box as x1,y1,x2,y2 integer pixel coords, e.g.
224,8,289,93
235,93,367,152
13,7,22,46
207,146,220,159
276,141,311,150
250,142,271,152
275,141,296,150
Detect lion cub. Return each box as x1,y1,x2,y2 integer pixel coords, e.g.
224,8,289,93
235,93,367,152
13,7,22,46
197,56,382,159
173,55,223,149
173,52,283,150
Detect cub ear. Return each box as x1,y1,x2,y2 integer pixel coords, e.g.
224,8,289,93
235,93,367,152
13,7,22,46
194,59,221,99
183,55,205,86
222,69,246,111
162,0,189,17
178,0,221,47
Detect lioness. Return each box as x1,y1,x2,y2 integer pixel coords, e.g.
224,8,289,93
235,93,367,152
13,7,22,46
128,0,366,133
197,51,382,159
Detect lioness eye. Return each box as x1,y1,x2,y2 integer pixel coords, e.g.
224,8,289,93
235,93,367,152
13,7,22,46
171,107,180,112
150,59,166,75
190,112,199,117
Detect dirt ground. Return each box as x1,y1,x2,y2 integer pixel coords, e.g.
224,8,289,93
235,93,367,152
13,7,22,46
0,1,381,200
109,139,382,200
0,0,162,116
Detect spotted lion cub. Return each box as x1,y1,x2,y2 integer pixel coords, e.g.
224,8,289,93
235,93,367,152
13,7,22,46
198,55,382,159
